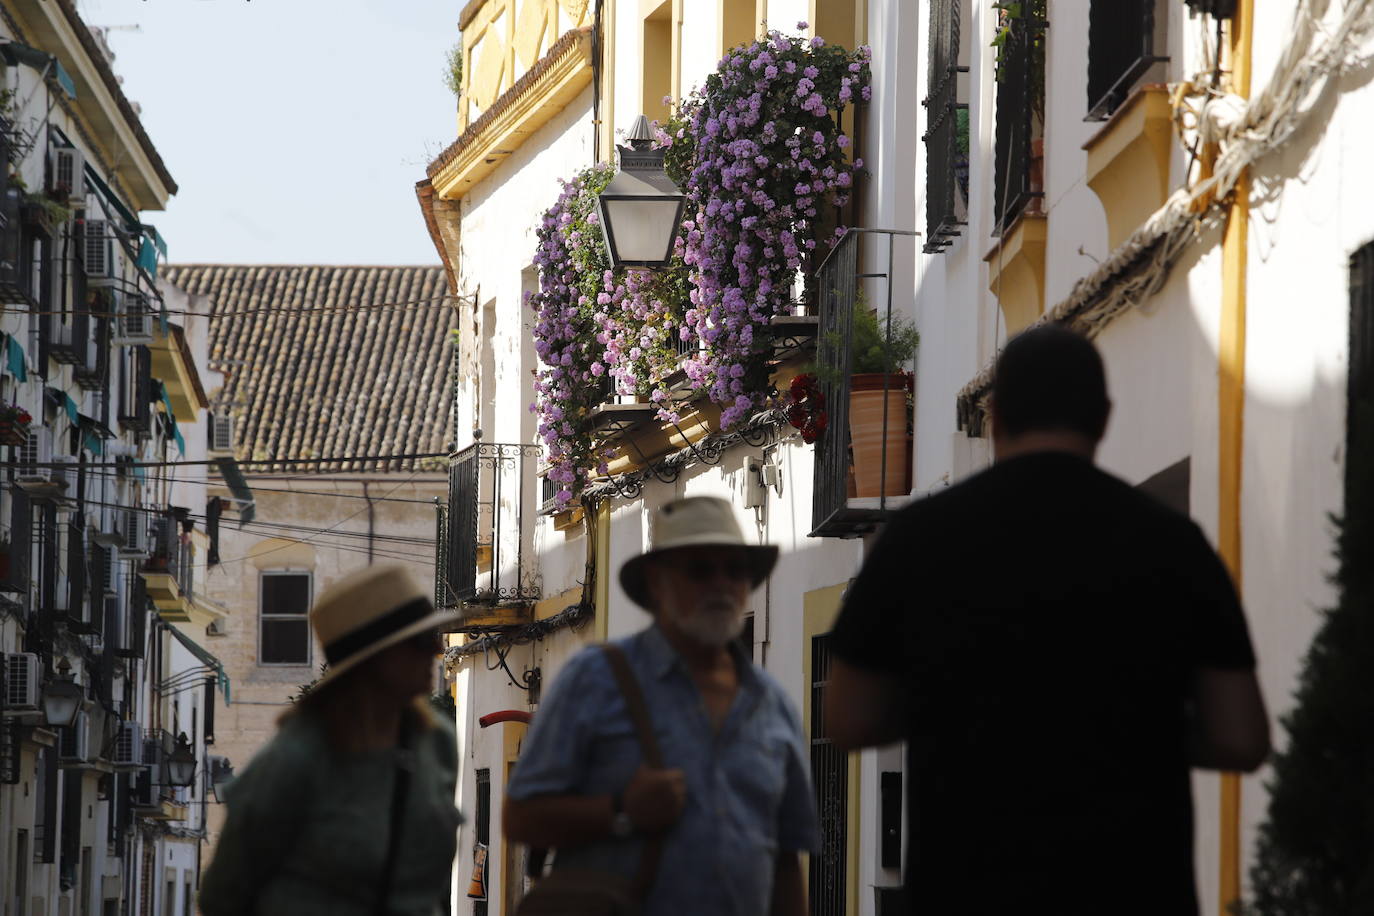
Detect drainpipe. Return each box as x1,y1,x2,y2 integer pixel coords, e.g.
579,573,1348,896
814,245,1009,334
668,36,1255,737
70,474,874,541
363,481,375,566
1217,2,1254,912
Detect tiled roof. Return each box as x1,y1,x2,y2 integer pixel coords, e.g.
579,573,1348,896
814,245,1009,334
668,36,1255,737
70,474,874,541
163,265,455,473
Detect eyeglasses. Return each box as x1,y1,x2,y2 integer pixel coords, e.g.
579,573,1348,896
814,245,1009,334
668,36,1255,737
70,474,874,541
679,557,753,581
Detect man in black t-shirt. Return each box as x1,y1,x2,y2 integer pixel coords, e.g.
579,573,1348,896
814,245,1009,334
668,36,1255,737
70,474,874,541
825,327,1270,915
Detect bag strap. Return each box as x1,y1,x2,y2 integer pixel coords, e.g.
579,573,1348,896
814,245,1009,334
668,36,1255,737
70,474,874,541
600,643,666,900
376,717,416,916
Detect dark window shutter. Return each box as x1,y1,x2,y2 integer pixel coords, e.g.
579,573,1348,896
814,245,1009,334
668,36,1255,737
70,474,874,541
8,488,31,592
39,745,57,862
993,15,1042,232
66,513,85,626
127,575,148,659
203,677,215,745
1086,0,1167,120
206,497,221,567
922,0,968,253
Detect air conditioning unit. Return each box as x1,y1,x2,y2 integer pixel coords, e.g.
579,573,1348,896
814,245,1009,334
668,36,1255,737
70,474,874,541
112,294,153,345
1,652,40,714
111,720,143,769
14,428,54,489
119,509,147,557
209,413,234,452
47,147,84,201
84,219,118,282
59,710,90,763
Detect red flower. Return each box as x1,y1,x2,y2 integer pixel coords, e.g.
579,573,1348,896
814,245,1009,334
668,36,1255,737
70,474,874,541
786,374,827,444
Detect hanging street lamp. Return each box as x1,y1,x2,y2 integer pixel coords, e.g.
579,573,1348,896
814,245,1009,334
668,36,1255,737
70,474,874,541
597,114,687,270
41,657,83,728
166,732,196,788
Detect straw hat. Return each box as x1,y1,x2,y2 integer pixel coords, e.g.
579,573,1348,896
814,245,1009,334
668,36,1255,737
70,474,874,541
308,564,450,689
620,496,779,610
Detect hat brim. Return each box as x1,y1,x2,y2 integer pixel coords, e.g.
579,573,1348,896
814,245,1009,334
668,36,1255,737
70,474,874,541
307,607,454,693
620,541,780,610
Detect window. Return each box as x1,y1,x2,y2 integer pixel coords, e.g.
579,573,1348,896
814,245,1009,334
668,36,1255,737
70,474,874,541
474,768,491,916
1086,0,1169,120
720,0,756,55
258,572,311,666
992,8,1046,233
642,0,673,124
922,0,971,252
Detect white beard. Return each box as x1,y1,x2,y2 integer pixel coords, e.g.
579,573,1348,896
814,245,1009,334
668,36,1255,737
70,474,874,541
666,600,747,648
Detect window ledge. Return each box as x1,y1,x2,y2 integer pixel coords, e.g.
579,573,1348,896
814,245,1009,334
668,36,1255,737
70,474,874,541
984,211,1049,336
1083,83,1173,250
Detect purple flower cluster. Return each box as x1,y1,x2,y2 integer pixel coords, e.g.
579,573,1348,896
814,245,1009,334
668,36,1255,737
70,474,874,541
527,166,618,507
666,25,871,428
529,27,871,503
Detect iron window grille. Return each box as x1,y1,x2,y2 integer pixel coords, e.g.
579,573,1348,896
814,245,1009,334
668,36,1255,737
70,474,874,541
810,229,919,539
809,633,848,916
922,0,970,253
993,12,1046,235
441,442,542,611
1086,0,1169,121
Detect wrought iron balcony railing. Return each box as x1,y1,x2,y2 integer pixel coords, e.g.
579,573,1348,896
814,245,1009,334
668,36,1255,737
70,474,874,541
810,229,919,539
437,442,542,612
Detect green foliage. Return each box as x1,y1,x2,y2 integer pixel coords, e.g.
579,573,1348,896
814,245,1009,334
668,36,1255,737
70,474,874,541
991,0,1047,122
443,42,464,98
288,664,328,704
813,291,919,385
1247,397,1374,914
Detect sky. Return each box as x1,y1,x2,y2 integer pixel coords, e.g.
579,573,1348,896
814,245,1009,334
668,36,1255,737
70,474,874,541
74,0,461,266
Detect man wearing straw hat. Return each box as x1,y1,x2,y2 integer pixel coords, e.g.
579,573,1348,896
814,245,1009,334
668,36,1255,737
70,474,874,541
504,496,819,915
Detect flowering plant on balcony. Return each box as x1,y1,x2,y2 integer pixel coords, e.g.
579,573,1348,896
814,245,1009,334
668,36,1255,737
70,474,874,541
528,166,690,507
0,403,32,425
663,23,871,428
529,25,870,506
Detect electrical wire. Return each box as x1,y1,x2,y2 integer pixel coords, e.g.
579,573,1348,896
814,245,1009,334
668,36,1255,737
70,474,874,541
0,292,465,321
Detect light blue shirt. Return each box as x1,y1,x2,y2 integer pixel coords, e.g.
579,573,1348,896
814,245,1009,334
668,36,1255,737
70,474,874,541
508,625,820,916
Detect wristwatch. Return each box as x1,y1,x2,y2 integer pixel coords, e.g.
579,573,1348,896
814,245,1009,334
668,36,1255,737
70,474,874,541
610,793,634,839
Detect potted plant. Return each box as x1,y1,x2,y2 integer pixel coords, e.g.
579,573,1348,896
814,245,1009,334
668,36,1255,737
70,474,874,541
0,403,32,446
811,295,920,498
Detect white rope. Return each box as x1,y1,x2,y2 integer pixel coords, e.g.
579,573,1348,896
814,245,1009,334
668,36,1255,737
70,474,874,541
957,0,1374,433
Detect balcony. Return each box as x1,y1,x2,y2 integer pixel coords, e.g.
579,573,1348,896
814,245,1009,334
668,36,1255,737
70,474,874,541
436,442,542,627
148,323,208,422
140,511,193,622
809,229,920,538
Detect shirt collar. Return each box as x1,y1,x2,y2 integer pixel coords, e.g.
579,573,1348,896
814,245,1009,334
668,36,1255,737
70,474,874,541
640,623,759,688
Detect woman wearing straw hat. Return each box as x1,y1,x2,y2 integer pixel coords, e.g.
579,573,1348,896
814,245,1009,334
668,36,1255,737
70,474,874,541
200,564,461,916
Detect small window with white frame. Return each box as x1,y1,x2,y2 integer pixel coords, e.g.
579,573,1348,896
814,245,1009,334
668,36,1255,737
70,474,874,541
258,570,312,666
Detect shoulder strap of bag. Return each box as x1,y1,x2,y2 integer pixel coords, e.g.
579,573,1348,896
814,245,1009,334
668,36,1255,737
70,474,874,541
376,716,416,916
600,643,665,899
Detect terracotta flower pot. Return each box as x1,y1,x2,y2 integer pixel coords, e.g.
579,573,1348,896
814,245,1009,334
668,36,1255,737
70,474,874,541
848,372,911,498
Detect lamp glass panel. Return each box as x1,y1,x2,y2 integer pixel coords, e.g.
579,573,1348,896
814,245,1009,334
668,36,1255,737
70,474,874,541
604,198,681,264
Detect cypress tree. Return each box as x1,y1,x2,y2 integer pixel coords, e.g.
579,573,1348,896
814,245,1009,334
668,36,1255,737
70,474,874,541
1248,251,1374,914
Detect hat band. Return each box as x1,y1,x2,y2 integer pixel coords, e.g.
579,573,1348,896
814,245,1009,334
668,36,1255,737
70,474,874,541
323,597,435,667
